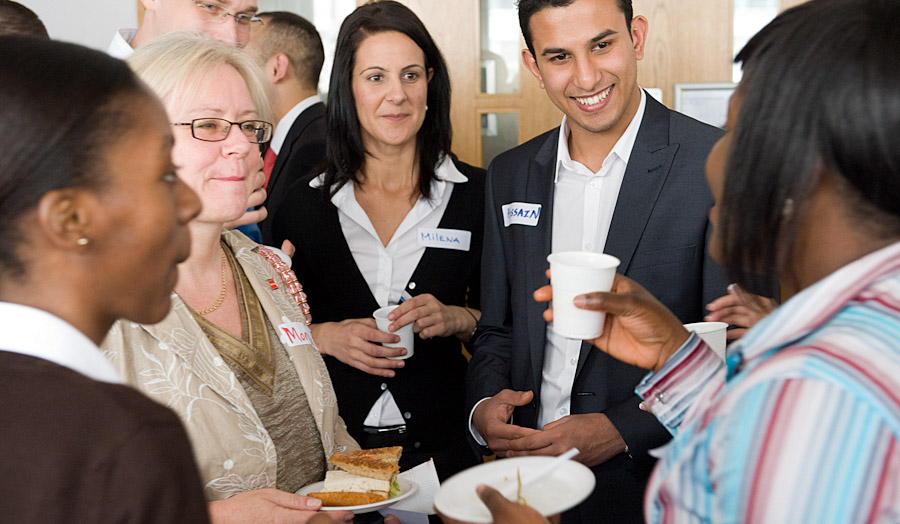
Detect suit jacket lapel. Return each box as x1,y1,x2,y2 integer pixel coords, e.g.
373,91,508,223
577,96,679,375
226,233,334,449
526,132,558,396
604,96,678,272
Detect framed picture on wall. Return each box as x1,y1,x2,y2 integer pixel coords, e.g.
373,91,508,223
673,83,737,129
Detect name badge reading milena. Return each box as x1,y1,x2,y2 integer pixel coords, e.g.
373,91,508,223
502,202,542,227
417,228,471,251
277,321,315,349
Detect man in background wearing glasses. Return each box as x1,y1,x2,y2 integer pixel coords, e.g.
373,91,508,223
107,0,261,59
108,0,276,241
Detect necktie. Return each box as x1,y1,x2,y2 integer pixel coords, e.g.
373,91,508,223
263,147,277,188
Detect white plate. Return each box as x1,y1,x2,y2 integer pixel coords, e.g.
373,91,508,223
298,478,417,513
434,456,595,523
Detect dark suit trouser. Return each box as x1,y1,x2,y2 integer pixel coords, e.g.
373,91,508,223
562,454,656,524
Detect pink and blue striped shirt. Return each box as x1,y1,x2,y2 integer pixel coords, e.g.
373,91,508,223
638,241,900,523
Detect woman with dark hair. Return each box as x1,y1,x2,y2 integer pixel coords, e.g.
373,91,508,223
273,1,484,480
0,36,208,522
511,0,900,522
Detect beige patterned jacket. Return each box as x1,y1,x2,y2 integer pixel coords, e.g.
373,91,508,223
102,230,358,500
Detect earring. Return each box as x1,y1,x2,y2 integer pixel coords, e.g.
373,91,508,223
425,104,429,111
782,198,795,217
76,237,90,246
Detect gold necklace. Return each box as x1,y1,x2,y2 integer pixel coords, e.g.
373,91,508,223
196,248,227,315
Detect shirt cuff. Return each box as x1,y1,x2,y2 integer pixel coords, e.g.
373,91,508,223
468,397,491,447
636,332,722,432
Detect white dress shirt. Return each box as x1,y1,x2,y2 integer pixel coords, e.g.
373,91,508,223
269,95,322,155
538,89,647,428
0,302,121,384
311,155,468,425
107,29,136,59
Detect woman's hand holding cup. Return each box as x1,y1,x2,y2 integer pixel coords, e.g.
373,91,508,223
534,272,689,373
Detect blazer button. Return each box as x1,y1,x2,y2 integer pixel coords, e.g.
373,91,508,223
408,282,416,290
380,383,388,391
403,412,412,420
414,441,421,449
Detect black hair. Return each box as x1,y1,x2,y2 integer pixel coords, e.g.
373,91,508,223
322,0,452,201
256,11,325,89
0,0,48,38
518,0,633,56
721,0,900,289
0,36,148,277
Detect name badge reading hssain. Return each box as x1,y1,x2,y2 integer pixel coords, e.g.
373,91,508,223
502,202,542,227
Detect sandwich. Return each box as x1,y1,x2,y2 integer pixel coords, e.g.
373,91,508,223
347,445,403,464
307,447,403,506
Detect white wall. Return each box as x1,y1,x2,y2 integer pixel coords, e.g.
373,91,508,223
13,0,354,94
18,0,138,51
13,1,350,88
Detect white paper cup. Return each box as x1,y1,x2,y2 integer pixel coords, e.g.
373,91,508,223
373,305,414,360
547,252,621,339
683,321,728,360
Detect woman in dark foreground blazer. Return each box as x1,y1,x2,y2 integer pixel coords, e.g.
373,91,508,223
273,1,483,481
0,37,208,523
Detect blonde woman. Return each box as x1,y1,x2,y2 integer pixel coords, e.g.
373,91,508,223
102,33,357,524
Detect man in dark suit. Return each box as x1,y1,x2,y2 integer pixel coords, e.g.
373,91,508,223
465,0,730,522
247,11,326,245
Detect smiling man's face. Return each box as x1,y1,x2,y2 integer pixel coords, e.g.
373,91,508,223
522,0,646,144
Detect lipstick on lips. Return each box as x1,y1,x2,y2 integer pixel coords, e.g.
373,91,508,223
382,113,409,122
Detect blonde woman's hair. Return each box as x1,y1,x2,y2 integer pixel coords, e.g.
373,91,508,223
127,32,273,124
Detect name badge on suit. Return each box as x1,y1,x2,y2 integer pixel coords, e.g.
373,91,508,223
502,202,542,227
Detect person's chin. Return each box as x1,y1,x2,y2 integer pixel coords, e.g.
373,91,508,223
131,293,175,325
198,200,252,223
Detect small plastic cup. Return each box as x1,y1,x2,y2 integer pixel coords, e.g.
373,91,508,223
683,321,728,360
547,251,621,339
373,305,414,360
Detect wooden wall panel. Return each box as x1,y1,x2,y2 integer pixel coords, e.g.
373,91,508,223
633,0,734,107
780,0,809,11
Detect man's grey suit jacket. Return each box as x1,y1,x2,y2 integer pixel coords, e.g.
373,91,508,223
465,94,729,524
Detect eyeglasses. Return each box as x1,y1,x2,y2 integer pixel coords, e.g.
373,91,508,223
173,118,274,144
192,1,264,30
